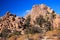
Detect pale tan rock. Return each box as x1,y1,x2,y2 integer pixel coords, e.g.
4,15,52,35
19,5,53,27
53,15,60,29
0,4,60,40
25,4,56,28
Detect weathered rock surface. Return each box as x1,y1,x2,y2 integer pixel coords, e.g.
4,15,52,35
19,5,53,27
0,4,60,40
0,12,25,34
25,4,57,29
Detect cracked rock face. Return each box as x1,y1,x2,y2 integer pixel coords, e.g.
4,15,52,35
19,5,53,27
53,15,60,29
0,12,25,34
25,4,56,28
0,4,60,40
0,4,59,34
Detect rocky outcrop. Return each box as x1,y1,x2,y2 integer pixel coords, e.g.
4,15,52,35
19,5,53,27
0,12,25,34
25,4,56,26
0,4,60,40
25,4,56,32
53,15,60,29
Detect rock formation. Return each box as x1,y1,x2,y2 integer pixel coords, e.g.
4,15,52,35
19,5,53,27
0,4,60,40
53,15,60,29
25,4,56,26
25,4,56,32
0,12,25,34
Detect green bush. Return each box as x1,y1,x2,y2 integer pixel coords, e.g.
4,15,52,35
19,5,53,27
34,15,53,33
25,27,42,34
13,30,21,35
24,15,31,27
1,28,11,37
8,30,21,38
34,15,46,27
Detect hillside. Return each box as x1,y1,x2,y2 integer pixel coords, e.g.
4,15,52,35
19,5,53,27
0,4,60,40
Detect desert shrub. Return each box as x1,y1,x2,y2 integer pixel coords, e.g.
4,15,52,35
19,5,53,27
25,27,42,34
1,28,11,37
0,27,21,38
24,15,31,27
52,13,56,19
34,15,53,33
0,33,2,37
44,21,53,31
8,30,21,38
13,30,21,35
34,15,46,27
7,33,14,38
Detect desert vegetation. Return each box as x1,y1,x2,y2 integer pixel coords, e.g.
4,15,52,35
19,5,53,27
0,4,60,40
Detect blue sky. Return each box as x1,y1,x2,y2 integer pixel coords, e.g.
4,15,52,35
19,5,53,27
0,0,60,17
